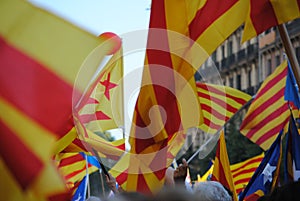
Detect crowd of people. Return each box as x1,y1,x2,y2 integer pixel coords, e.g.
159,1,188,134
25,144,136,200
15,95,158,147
83,158,300,201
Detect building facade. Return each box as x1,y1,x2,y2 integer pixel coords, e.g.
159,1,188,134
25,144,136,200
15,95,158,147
184,19,300,161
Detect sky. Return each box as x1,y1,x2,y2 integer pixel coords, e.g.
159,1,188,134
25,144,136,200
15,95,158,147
28,0,151,140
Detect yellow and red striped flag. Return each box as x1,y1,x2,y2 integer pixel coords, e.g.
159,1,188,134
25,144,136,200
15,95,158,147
211,130,238,201
78,47,124,133
196,82,252,134
56,152,99,187
230,153,264,195
112,0,249,194
0,0,117,200
240,61,290,150
242,0,300,42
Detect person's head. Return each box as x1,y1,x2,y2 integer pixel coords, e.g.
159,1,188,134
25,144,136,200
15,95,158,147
108,191,154,201
155,186,195,201
86,196,102,201
193,181,232,201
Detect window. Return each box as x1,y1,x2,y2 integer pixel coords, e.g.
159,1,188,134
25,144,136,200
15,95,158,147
229,77,234,88
221,45,225,59
267,59,272,76
276,55,280,66
248,70,251,87
237,74,241,90
212,51,217,62
227,41,233,56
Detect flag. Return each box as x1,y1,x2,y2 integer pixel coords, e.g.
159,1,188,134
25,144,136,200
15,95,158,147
196,82,252,134
239,132,283,201
284,115,300,183
230,153,264,195
242,0,300,42
285,61,300,109
57,152,99,187
0,0,117,200
112,0,248,194
72,175,88,201
240,61,290,150
78,47,124,133
211,130,238,201
201,161,214,181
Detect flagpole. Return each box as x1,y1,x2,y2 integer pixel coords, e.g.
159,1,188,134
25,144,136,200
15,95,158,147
85,154,91,199
277,23,300,92
187,97,254,164
120,45,126,140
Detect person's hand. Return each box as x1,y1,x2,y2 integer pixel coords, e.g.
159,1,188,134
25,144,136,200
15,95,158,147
105,173,119,193
173,158,188,184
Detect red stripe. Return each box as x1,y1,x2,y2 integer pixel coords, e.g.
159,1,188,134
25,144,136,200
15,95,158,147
48,192,71,201
255,115,289,145
201,104,230,122
59,154,84,167
0,120,44,190
64,163,92,180
203,117,222,130
234,177,252,186
212,142,231,190
250,0,278,36
138,172,152,194
231,157,263,174
116,143,125,151
232,167,257,178
116,169,128,185
189,0,238,41
255,67,287,97
72,139,88,151
78,111,111,123
197,82,249,105
198,91,238,113
240,87,286,129
86,97,99,104
245,103,288,139
0,37,75,137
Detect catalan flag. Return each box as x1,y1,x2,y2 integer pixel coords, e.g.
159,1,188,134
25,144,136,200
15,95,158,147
0,0,117,200
112,0,248,194
212,130,238,201
242,0,300,42
230,153,264,195
239,132,283,201
196,82,252,134
240,61,290,150
56,152,99,187
78,46,124,133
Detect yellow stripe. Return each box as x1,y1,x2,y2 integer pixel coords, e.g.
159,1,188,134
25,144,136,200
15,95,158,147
245,97,287,130
200,100,235,118
202,83,251,103
53,127,77,155
0,0,115,93
271,0,300,24
198,87,246,109
199,124,218,134
193,0,247,57
242,0,259,43
0,97,55,161
0,99,67,199
250,109,289,144
201,110,227,126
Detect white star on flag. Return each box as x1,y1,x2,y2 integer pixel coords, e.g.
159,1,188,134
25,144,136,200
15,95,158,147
262,163,276,184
